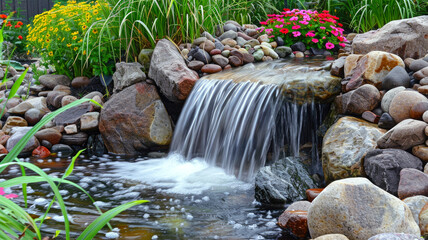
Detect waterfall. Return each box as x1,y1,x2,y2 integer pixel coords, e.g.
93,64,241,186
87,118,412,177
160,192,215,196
170,60,339,181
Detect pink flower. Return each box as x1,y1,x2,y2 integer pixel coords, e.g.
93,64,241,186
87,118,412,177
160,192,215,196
299,20,309,25
292,31,301,37
339,43,346,48
265,28,273,34
289,16,298,21
260,21,268,25
275,24,284,28
0,187,18,199
312,38,319,43
325,42,335,49
306,31,315,37
291,25,301,30
331,30,338,36
319,26,326,30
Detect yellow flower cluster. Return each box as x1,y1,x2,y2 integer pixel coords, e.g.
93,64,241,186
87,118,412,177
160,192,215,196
27,0,108,59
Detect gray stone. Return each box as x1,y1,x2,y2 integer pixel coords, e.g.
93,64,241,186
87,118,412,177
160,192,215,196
291,42,306,52
188,60,205,71
381,86,405,112
409,59,428,72
378,112,396,129
236,37,246,47
364,149,423,195
218,30,237,41
192,37,207,46
368,233,421,240
39,75,71,89
61,132,88,146
352,15,428,59
377,119,427,150
6,127,40,154
308,178,421,239
382,66,410,90
54,103,92,126
275,46,292,58
245,39,260,48
148,39,199,102
200,32,215,42
223,23,238,32
254,157,316,204
8,97,49,115
80,112,100,131
113,62,146,93
403,195,428,225
51,144,73,157
314,234,349,240
212,55,229,68
330,56,347,78
340,84,381,115
193,49,212,64
214,41,224,51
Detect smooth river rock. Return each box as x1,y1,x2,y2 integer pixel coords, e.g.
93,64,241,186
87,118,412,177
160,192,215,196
403,195,428,225
377,119,427,150
381,86,405,113
322,117,386,183
398,168,428,199
99,82,173,155
340,84,381,115
389,90,428,123
307,178,421,240
368,233,421,240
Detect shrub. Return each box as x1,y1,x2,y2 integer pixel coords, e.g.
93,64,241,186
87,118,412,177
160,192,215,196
259,9,346,51
0,12,25,59
27,0,118,78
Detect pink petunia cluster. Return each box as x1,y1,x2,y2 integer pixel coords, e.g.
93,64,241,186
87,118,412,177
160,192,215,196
0,187,18,199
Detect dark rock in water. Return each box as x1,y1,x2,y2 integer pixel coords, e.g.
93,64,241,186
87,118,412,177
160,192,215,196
276,36,284,46
41,140,52,150
368,233,421,240
51,144,74,157
54,103,92,125
255,157,316,204
310,47,324,56
275,46,292,58
291,42,306,52
382,66,410,90
364,148,423,196
61,132,89,146
378,113,395,129
87,134,106,156
193,49,212,64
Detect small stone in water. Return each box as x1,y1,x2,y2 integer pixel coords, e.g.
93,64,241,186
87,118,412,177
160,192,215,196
151,235,158,240
186,214,194,220
105,232,119,239
143,213,150,219
265,221,276,227
202,196,210,201
233,223,243,229
247,213,256,218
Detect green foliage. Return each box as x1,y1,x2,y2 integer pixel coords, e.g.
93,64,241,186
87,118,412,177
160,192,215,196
0,12,26,59
317,0,422,32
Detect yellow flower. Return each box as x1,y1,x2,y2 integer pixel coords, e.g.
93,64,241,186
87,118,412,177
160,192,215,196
82,25,87,30
74,47,78,51
67,43,72,47
27,50,30,55
49,26,54,31
92,29,98,34
83,50,86,55
72,31,79,35
49,51,53,56
72,36,77,40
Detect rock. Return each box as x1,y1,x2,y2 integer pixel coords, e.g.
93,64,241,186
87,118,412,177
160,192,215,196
8,97,49,115
228,56,243,67
381,86,405,112
46,91,67,109
253,50,264,61
212,55,229,68
344,54,364,77
418,85,428,94
421,203,428,237
382,66,410,90
345,51,404,91
245,39,260,48
230,50,243,61
306,188,323,202
314,234,350,240
201,64,222,74
188,60,204,71
192,37,207,46
113,62,146,93
39,75,71,89
210,49,221,55
61,95,77,107
364,149,423,195
403,195,428,225
137,49,154,72
389,90,428,123
275,46,292,58
410,102,428,120
54,103,92,125
257,34,269,43
80,112,99,131
99,82,173,155
421,77,428,86
236,37,246,47
0,135,10,146
148,39,199,102
410,59,428,72
71,76,91,88
340,84,381,115
6,127,40,154
194,48,212,64
237,32,252,41
51,144,73,157
0,144,8,154
254,157,316,204
368,233,421,240
378,113,396,129
352,16,428,59
221,38,237,48
242,53,254,64
218,30,237,41
377,119,427,150
295,51,304,58
291,42,306,52
221,50,230,58
35,128,62,145
330,56,347,78
214,41,224,51
322,117,386,183
200,32,215,42
414,67,428,81
398,168,428,199
308,178,421,239
64,124,78,134
25,108,45,126
269,41,277,48
61,132,88,146
223,23,238,32
286,201,312,211
199,40,215,53
2,116,28,135
277,210,309,238
32,146,51,158
362,111,380,123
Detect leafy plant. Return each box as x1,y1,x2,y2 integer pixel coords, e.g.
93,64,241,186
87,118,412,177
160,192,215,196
259,9,346,51
27,0,119,78
30,63,46,83
316,0,422,32
0,12,25,59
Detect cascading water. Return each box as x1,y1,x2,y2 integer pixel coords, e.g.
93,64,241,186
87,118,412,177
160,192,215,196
170,59,340,181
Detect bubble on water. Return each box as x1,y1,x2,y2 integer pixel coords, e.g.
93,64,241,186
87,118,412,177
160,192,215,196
170,207,175,211
151,235,158,240
213,236,219,239
266,211,272,219
228,220,236,225
55,158,61,162
113,183,123,189
181,208,185,212
186,214,193,220
252,200,261,206
90,187,97,192
34,198,48,206
79,183,89,189
224,192,230,196
248,224,257,230
112,228,120,232
105,232,119,239
247,213,256,218
202,196,210,201
174,199,181,204
80,177,93,183
233,223,243,229
265,221,276,228
143,213,150,219
59,190,69,196
94,201,111,208
47,159,52,162
37,159,44,163
154,205,160,210
52,214,73,223
194,199,202,203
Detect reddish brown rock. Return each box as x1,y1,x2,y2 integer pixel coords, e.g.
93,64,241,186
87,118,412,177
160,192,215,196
35,128,62,145
201,64,222,74
410,102,428,120
71,76,91,88
412,145,428,162
230,50,244,61
228,56,243,67
277,210,309,238
224,65,232,70
398,168,428,199
237,32,253,41
414,67,428,81
188,60,204,71
362,111,380,124
306,188,324,202
418,85,428,95
0,135,10,146
210,49,221,55
0,144,8,154
32,146,51,158
389,90,428,123
243,53,255,64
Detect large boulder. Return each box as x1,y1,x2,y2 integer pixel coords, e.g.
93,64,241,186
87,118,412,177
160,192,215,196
99,82,173,155
339,84,381,115
377,119,427,150
254,157,316,204
364,149,423,195
322,117,386,183
389,90,428,123
307,178,421,240
345,51,404,91
148,39,199,102
352,16,428,59
112,62,146,93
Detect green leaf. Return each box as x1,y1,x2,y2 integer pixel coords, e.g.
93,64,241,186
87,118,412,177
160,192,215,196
8,68,29,100
0,60,25,71
77,200,149,240
64,149,85,178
